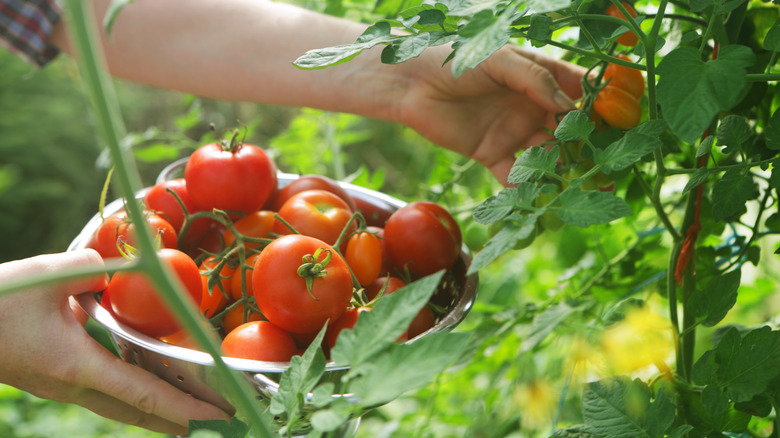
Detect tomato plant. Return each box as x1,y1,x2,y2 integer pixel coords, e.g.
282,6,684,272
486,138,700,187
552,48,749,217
605,2,639,47
603,55,645,100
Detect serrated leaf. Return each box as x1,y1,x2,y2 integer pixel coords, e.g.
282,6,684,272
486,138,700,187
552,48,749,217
347,332,470,406
682,167,710,195
764,19,780,51
467,214,538,274
381,33,432,64
557,188,632,227
472,187,519,224
521,302,585,352
717,115,751,152
451,9,512,77
293,22,397,69
583,378,675,438
271,326,328,420
714,326,780,403
697,135,715,157
688,269,740,327
310,399,353,432
656,45,755,144
508,145,559,184
711,169,753,222
555,110,595,141
330,272,443,370
551,425,601,437
593,122,665,173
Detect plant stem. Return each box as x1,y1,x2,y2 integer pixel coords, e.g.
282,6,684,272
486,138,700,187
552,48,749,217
631,165,681,241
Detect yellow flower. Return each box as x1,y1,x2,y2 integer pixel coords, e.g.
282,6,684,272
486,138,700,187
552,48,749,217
512,379,558,430
566,335,608,382
600,306,675,375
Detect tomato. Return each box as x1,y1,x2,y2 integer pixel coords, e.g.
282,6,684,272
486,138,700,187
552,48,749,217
366,226,392,277
272,189,356,247
606,2,639,47
229,253,260,301
383,201,462,278
269,174,356,212
159,330,202,351
220,321,298,362
143,178,194,232
223,210,275,250
593,85,641,130
364,275,406,302
89,211,177,259
222,302,264,334
179,218,226,260
107,248,202,338
408,305,436,339
199,256,233,318
535,191,564,232
604,55,645,100
184,140,277,216
345,231,383,286
253,235,353,335
325,307,371,351
354,197,393,228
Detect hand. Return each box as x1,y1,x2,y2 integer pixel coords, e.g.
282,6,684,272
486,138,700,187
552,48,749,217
396,45,585,185
0,249,231,435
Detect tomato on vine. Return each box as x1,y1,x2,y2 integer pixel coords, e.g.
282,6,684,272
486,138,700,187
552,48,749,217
199,256,233,318
223,210,275,250
593,85,641,130
606,2,639,47
604,55,645,100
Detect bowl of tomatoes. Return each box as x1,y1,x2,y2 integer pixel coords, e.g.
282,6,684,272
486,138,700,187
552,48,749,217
69,141,478,433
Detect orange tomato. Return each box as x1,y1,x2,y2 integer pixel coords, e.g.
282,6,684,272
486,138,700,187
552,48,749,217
593,85,642,130
604,55,645,100
606,2,639,47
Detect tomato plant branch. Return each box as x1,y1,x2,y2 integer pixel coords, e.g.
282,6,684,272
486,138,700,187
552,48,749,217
631,165,681,241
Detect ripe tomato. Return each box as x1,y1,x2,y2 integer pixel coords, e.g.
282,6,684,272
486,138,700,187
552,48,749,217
89,211,177,259
143,178,194,232
221,302,264,334
108,248,202,338
184,141,277,216
199,256,233,318
364,275,406,302
272,189,356,247
606,2,639,47
345,231,383,286
593,85,642,130
383,202,462,278
354,197,394,228
253,235,353,335
223,210,275,250
229,253,260,301
604,55,645,100
179,218,226,260
325,307,408,351
159,329,202,351
366,226,391,277
220,321,298,362
269,174,356,212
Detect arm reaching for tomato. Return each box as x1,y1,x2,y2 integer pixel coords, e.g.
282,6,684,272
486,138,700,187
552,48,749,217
47,0,584,185
0,249,231,435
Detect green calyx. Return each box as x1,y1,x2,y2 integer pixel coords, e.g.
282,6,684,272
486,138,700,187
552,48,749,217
297,247,332,300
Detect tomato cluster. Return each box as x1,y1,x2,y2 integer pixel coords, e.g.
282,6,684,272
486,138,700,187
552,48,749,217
88,138,463,363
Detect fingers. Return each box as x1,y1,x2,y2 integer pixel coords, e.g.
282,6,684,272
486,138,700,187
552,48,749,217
72,389,191,436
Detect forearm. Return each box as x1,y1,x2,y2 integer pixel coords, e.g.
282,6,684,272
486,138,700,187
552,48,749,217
50,0,415,121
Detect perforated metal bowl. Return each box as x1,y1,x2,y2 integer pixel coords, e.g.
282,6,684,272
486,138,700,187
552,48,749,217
69,158,478,435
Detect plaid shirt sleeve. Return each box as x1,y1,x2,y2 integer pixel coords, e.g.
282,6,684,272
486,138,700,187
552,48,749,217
0,0,62,67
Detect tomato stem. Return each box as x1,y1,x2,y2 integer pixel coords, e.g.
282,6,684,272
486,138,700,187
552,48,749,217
297,247,333,300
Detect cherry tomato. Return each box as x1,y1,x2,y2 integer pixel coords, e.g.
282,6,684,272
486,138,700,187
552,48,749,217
606,2,639,47
222,302,264,334
345,231,383,286
220,321,298,362
199,256,233,318
253,235,353,335
143,178,194,233
108,248,202,338
184,140,277,216
383,201,462,278
364,275,406,302
408,305,436,339
223,210,275,250
229,253,260,301
593,85,642,130
604,55,645,100
89,211,177,259
272,189,356,247
366,226,392,277
269,174,356,212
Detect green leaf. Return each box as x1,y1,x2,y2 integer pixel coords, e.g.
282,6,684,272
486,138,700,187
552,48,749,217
697,135,715,157
508,145,559,184
472,187,519,224
682,167,709,195
688,269,741,327
293,22,397,69
764,19,780,51
555,111,595,141
310,398,354,432
557,188,633,227
711,169,753,222
551,425,601,437
527,0,572,13
521,302,585,352
381,33,432,64
593,121,666,173
102,0,133,36
527,14,553,42
656,45,755,144
348,332,470,406
717,115,751,153
330,271,443,371
188,418,249,438
583,378,675,438
764,107,780,150
690,0,746,14
468,213,538,274
451,9,512,77
715,326,780,402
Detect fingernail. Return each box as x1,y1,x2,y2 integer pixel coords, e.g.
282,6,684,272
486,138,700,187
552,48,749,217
554,90,576,111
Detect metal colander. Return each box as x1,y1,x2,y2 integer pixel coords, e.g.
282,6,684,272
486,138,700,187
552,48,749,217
68,159,478,435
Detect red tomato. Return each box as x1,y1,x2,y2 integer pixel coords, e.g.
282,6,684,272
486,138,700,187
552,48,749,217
325,307,371,351
220,321,298,362
606,2,639,47
184,141,277,216
199,256,233,318
159,329,202,351
593,85,642,130
179,218,226,260
229,253,260,301
269,174,356,212
272,189,356,247
253,235,353,335
222,302,264,334
364,275,406,302
223,210,275,250
604,55,645,100
408,306,436,339
354,197,393,228
143,178,194,232
89,211,178,259
107,248,202,338
383,202,462,278
345,231,382,286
